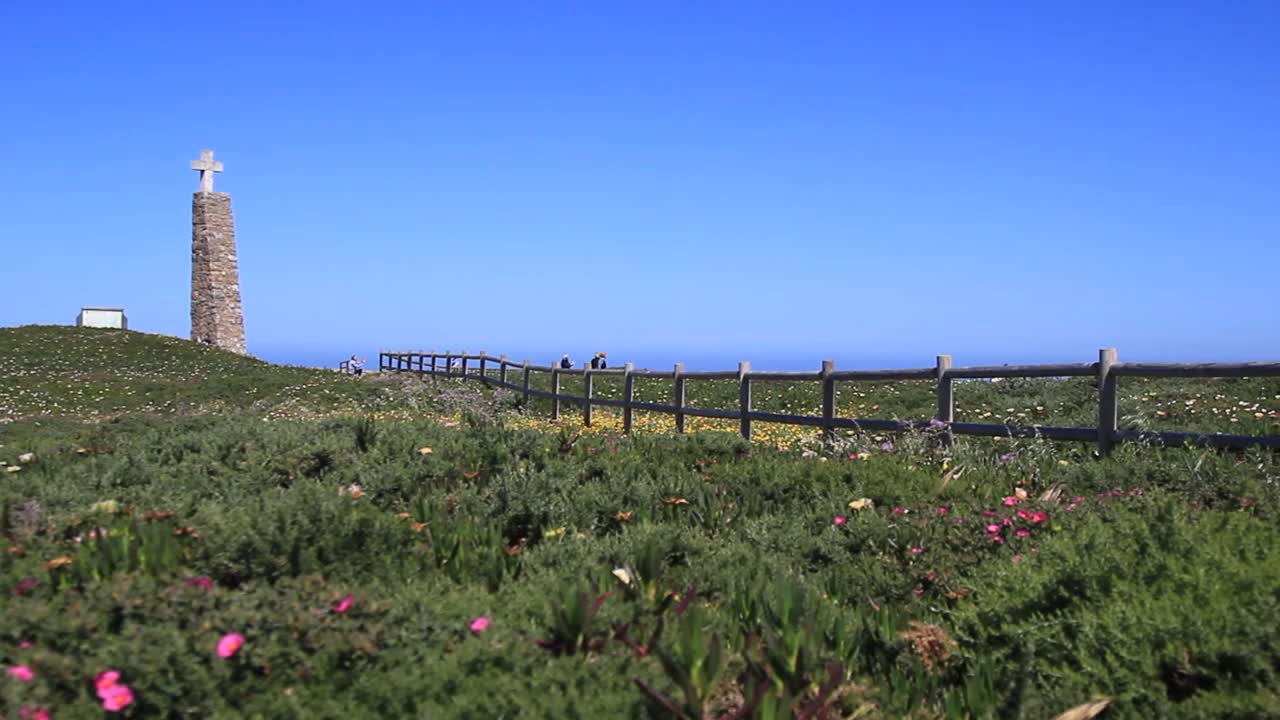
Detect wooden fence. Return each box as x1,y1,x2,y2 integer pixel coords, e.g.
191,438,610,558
378,349,1280,454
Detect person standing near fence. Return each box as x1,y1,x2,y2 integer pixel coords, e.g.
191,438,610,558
560,354,573,369
348,355,365,376
590,352,608,369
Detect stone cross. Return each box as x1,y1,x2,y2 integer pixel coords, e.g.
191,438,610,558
190,149,223,193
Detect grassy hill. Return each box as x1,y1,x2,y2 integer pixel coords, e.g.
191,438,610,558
0,325,421,422
1,325,1279,718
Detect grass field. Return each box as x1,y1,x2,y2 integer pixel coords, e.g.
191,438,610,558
2,326,1279,718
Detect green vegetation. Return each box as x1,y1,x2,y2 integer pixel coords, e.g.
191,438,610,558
2,326,1278,718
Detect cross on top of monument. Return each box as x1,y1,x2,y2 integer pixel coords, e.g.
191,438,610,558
190,149,224,193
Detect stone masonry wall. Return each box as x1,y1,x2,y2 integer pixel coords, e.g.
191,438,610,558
191,192,247,354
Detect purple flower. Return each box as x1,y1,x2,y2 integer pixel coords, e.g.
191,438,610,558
185,576,214,591
928,419,949,430
13,578,37,596
999,451,1019,464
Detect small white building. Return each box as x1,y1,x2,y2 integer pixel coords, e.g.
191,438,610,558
76,307,128,330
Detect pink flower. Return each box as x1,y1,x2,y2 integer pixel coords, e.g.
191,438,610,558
1011,554,1022,564
1002,496,1020,506
333,594,355,614
1015,529,1031,538
1065,503,1078,511
1030,512,1049,524
100,684,134,712
991,535,1005,544
18,640,31,649
1130,488,1144,496
848,452,859,460
95,670,121,693
832,515,847,526
469,616,491,634
909,547,924,556
19,707,51,720
1016,509,1031,520
216,632,245,658
13,578,37,596
935,506,949,515
7,665,34,682
892,506,907,515
185,576,213,590
1072,496,1084,503
985,524,1001,534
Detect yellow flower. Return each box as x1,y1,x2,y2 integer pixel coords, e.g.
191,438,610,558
89,500,120,514
46,556,74,570
848,498,875,511
417,447,433,455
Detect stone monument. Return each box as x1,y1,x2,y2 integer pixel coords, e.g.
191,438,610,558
189,149,247,354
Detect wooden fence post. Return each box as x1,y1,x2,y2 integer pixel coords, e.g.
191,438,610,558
821,360,836,444
522,360,532,407
623,362,635,433
460,352,469,377
1098,348,1118,456
936,354,954,446
444,352,452,376
499,355,508,385
429,351,437,376
673,363,686,434
583,368,594,426
738,361,752,441
551,364,561,421
478,351,488,384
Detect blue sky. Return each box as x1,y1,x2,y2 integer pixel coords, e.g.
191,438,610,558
3,2,1278,369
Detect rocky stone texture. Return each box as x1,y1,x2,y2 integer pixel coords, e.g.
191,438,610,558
191,192,246,354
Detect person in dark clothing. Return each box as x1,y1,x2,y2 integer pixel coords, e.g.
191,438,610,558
560,354,573,369
590,352,608,369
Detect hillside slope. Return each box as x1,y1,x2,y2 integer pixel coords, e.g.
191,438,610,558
0,325,406,421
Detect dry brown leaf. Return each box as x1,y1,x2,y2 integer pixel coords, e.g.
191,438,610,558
932,465,965,495
1051,699,1111,720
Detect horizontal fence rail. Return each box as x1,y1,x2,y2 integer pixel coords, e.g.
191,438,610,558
376,349,1280,454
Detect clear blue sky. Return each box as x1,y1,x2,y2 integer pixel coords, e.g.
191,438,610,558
3,2,1278,369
